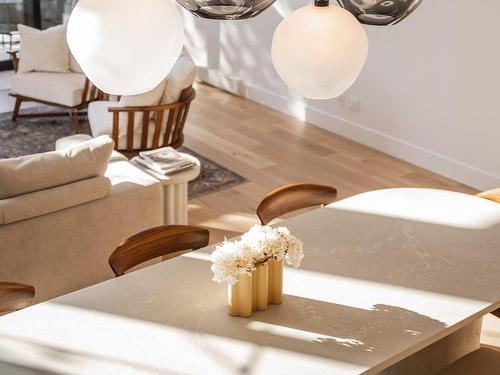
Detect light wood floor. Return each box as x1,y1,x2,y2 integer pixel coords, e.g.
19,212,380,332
185,83,477,243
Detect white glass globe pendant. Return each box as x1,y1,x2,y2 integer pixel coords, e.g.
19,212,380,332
271,0,369,99
67,0,184,96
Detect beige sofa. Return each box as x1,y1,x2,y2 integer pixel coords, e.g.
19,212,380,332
0,136,164,303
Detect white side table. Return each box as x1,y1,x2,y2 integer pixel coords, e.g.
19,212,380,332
131,153,201,225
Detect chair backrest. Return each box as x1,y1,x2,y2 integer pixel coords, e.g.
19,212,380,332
474,190,500,319
109,87,196,156
257,183,338,225
109,225,210,276
0,282,35,315
477,189,500,204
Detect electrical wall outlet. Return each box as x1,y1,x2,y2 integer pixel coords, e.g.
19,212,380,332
338,94,347,108
337,94,360,113
347,96,361,113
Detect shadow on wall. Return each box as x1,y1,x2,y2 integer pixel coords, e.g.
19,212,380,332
181,2,307,99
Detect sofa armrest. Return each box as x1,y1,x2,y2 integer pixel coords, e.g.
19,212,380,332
0,176,111,225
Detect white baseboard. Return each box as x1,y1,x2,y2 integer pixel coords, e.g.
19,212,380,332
198,68,500,191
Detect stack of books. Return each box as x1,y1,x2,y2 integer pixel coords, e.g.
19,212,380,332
133,147,196,175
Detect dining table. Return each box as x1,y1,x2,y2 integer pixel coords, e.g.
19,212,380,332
0,188,499,374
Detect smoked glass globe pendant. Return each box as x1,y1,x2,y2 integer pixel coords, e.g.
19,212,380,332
177,0,276,20
337,0,423,26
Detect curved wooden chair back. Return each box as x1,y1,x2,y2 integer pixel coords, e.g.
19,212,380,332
476,188,500,318
257,183,338,225
108,87,196,157
109,225,210,276
0,282,35,315
477,188,500,204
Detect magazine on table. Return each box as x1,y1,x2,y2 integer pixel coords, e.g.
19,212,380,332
134,147,195,175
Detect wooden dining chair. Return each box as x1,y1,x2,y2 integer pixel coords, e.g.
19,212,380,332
0,282,35,315
109,225,210,276
476,188,500,204
256,183,338,225
476,189,500,318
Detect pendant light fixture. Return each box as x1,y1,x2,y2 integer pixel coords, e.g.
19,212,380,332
176,0,276,20
271,0,368,99
67,0,184,96
337,0,423,26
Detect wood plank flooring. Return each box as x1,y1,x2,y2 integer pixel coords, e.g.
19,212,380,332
185,83,477,243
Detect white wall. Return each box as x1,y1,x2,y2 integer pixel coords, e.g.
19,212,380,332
180,0,500,190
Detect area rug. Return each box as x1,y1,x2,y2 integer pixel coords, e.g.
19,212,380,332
0,106,246,199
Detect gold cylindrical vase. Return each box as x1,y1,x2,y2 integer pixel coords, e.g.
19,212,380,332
228,272,252,317
268,259,283,305
253,263,269,311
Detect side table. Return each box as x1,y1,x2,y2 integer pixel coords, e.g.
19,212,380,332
131,154,201,225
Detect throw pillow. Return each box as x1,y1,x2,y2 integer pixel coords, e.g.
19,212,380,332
17,24,70,74
0,135,114,199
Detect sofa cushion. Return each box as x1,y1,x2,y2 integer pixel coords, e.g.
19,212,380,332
17,24,70,74
160,50,197,104
0,135,114,199
0,176,112,225
11,72,86,107
88,101,168,150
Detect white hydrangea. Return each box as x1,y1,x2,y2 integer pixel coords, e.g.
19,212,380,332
211,225,304,284
210,240,255,285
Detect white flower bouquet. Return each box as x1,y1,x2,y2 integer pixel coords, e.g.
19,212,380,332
210,225,304,285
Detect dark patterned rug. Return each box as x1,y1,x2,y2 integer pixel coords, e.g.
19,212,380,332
0,106,247,199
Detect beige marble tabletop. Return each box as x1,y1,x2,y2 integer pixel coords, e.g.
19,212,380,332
0,188,499,374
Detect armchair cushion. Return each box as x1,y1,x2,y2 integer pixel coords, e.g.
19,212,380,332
0,135,114,199
10,72,86,107
70,52,83,73
17,24,70,74
161,50,197,104
118,80,166,107
0,176,111,225
88,101,167,150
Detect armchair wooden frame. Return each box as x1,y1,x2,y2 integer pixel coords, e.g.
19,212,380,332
8,50,107,133
108,87,196,157
0,282,35,315
109,225,209,277
257,183,338,225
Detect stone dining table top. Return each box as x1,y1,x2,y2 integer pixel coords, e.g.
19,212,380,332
0,188,499,374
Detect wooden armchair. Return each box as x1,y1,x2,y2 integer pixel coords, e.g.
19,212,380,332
106,87,196,157
8,50,106,133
